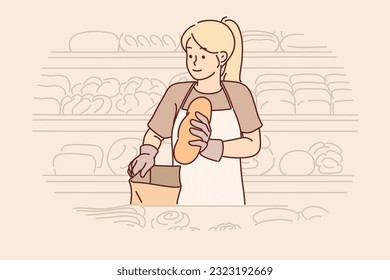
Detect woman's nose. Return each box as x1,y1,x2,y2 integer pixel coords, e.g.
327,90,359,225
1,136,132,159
193,55,197,66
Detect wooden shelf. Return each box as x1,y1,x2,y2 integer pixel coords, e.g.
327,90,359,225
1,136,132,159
32,114,359,133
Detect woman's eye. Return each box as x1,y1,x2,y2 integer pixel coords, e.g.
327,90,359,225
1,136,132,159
202,55,205,59
189,54,193,59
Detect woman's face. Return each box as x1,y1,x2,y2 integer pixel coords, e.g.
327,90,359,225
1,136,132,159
185,38,226,81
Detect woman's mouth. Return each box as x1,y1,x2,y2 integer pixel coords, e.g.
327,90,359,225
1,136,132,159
193,69,202,72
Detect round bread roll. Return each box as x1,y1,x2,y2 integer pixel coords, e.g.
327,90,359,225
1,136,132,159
174,97,212,164
301,206,329,220
280,150,315,175
253,208,300,224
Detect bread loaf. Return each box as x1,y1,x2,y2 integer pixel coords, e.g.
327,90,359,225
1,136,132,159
174,97,212,164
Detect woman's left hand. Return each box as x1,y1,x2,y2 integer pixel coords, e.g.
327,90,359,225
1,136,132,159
189,112,211,151
189,112,223,162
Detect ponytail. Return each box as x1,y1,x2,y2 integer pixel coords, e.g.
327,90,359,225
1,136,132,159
222,18,243,82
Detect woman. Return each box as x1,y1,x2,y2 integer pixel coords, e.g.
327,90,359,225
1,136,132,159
128,17,262,205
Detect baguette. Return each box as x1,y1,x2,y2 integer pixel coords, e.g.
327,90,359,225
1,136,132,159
174,97,212,164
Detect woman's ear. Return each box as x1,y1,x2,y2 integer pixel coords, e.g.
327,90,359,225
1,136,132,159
218,51,228,65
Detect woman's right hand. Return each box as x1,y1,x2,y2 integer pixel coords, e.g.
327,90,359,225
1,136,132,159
127,144,158,178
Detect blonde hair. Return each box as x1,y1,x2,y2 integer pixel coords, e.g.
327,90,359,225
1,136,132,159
181,17,243,82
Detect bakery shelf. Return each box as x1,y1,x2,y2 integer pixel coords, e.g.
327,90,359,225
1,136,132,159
45,174,350,195
32,114,359,133
44,174,353,184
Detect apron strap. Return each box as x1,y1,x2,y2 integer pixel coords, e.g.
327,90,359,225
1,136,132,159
221,81,234,109
179,81,233,110
179,82,196,109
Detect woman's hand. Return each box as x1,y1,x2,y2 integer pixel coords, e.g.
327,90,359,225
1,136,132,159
127,144,158,178
189,112,223,162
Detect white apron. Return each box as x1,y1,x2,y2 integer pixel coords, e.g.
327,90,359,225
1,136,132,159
172,82,245,205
